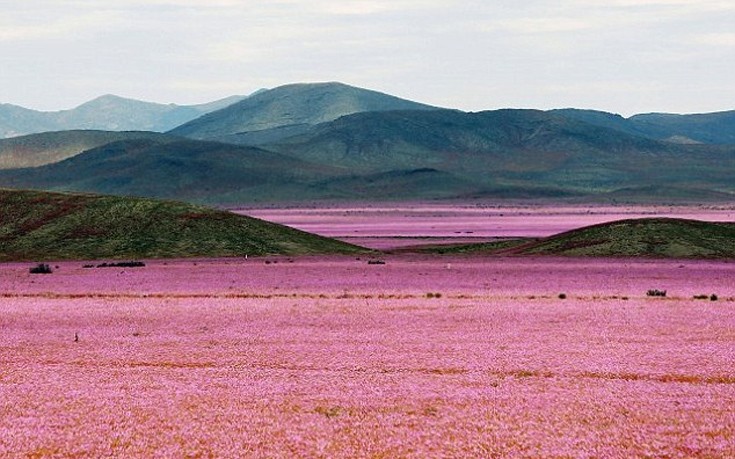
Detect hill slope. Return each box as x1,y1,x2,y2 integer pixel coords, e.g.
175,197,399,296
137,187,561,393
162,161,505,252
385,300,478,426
629,111,735,145
510,218,735,258
0,130,176,169
169,82,439,144
266,109,735,197
0,94,248,139
0,138,341,204
0,189,365,261
553,109,735,144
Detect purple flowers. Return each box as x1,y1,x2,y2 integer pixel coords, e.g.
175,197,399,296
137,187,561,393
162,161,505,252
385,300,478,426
1,255,733,457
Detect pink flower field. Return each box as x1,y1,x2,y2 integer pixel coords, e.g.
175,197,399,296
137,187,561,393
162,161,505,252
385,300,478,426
1,256,734,458
240,203,735,249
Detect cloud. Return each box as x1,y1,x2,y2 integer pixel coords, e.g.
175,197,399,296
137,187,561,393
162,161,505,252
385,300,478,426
0,9,119,41
0,0,732,115
695,32,735,47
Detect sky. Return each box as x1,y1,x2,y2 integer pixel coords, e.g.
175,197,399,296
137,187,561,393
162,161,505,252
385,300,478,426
0,0,733,116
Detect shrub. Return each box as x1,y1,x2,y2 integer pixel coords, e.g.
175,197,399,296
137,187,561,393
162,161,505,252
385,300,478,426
710,294,718,301
29,263,53,274
367,260,386,265
96,261,146,268
558,293,567,299
646,289,667,297
693,294,709,300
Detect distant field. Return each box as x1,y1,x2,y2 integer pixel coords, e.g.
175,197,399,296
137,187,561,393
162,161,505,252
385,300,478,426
1,256,734,457
240,203,735,249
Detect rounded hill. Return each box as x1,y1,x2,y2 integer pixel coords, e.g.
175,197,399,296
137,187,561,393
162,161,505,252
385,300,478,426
511,218,735,258
0,189,366,261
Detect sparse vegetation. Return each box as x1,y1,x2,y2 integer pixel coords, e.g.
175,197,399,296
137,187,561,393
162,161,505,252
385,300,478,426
96,261,146,268
647,289,667,297
84,261,146,268
29,263,53,274
0,189,368,261
512,218,735,259
408,238,530,255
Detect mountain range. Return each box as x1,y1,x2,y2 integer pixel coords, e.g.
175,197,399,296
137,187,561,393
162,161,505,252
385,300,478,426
0,82,733,204
0,94,247,139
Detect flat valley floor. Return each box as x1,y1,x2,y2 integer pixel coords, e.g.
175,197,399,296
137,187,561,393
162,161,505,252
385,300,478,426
1,204,735,458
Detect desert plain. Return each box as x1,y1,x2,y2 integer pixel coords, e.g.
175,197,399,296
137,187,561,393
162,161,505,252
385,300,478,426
1,204,734,458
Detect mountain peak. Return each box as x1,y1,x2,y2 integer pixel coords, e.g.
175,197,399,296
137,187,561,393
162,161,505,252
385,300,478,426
169,81,439,141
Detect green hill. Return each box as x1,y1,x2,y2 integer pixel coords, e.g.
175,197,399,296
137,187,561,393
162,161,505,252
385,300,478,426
0,189,366,261
413,218,735,258
510,218,735,258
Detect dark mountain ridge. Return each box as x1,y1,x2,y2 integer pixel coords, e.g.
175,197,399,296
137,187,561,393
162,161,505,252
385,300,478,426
552,108,735,145
263,108,735,196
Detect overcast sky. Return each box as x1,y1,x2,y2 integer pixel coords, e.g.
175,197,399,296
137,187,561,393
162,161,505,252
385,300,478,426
0,0,732,116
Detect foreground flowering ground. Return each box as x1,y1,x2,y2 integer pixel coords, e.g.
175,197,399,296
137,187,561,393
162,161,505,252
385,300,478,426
1,256,734,458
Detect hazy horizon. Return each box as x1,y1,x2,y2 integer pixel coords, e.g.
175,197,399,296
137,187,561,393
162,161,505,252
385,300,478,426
1,1,733,117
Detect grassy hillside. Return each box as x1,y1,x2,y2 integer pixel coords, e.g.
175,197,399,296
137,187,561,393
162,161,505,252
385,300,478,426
0,130,175,169
412,218,735,258
0,189,366,261
512,218,735,258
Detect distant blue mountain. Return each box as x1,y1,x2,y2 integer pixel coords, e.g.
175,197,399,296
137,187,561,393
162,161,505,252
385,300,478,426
0,94,248,138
